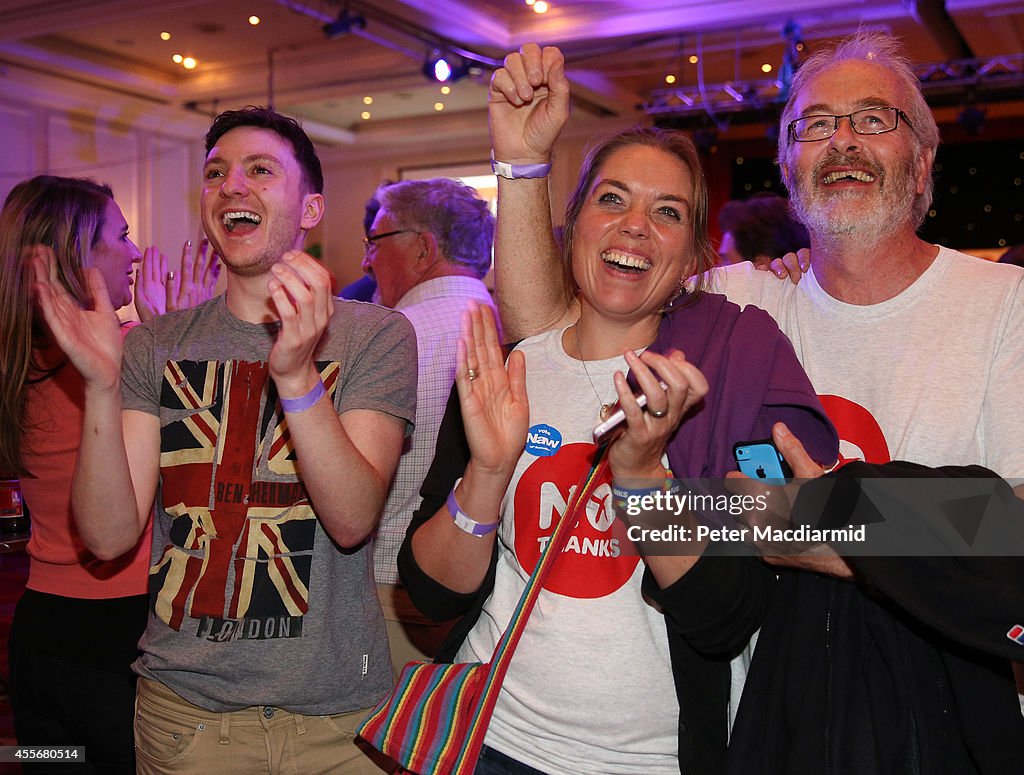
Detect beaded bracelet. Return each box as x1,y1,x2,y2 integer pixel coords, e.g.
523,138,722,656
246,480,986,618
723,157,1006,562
280,379,326,413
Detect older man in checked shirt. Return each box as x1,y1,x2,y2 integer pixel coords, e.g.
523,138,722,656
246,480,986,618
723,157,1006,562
361,177,499,670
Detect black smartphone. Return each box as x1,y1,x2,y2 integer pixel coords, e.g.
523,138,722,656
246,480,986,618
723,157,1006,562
733,439,792,484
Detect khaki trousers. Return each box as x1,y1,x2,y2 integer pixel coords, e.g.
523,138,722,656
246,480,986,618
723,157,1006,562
134,676,385,774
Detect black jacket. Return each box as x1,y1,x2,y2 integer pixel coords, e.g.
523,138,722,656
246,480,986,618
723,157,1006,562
727,461,1024,775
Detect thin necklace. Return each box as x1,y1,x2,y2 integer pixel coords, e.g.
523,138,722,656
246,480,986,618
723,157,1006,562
575,326,616,421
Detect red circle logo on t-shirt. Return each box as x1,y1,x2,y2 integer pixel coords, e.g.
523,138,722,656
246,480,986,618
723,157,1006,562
819,394,891,465
513,442,639,599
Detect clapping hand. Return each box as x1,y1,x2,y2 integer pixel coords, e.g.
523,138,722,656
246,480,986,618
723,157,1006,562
455,303,530,477
267,251,335,394
136,239,220,322
31,244,123,391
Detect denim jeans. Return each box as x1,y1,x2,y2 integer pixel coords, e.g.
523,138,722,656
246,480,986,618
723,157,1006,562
475,745,548,775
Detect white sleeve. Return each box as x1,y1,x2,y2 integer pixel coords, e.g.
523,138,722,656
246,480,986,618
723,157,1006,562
983,272,1024,480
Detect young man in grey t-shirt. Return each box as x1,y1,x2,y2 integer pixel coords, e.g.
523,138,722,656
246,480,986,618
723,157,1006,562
36,107,416,774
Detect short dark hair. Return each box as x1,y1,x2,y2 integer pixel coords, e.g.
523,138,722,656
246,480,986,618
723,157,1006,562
204,106,323,194
718,193,809,263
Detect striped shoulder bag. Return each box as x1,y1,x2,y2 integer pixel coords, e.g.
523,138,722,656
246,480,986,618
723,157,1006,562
357,447,609,774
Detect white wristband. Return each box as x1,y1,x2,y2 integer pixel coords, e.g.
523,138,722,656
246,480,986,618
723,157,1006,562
446,478,500,537
490,151,552,180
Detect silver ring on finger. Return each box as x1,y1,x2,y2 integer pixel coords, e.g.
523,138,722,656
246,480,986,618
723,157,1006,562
648,407,668,418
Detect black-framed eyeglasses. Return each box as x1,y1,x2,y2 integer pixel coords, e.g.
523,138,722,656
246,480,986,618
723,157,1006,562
362,229,416,253
788,107,912,143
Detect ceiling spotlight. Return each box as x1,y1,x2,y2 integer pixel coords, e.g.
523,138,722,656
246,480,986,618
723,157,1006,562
423,49,469,83
323,8,366,39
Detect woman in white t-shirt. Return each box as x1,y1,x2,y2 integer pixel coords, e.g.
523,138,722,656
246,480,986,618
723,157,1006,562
400,127,838,775
398,45,837,775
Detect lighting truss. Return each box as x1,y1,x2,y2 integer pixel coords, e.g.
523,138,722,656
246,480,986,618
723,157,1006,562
644,53,1024,124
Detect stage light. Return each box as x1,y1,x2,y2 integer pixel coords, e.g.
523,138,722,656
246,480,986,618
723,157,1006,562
423,49,469,83
323,8,366,39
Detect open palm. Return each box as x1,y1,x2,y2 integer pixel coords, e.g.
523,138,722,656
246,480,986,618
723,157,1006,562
32,246,123,389
456,304,530,475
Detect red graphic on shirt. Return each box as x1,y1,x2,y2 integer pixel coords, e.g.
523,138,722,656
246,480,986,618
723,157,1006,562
153,359,339,638
819,394,891,465
513,442,639,599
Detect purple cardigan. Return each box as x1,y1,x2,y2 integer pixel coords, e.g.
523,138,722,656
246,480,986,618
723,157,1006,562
644,292,838,478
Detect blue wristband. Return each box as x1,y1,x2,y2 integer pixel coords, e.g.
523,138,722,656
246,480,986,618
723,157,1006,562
446,480,500,537
279,379,325,413
612,474,679,511
490,151,552,180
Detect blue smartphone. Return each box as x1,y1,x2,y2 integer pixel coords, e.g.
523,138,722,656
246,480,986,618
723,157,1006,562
733,440,792,484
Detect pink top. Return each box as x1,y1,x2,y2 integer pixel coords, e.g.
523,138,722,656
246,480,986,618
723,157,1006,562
21,327,150,599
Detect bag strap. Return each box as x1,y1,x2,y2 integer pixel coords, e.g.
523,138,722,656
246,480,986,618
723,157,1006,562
453,443,611,770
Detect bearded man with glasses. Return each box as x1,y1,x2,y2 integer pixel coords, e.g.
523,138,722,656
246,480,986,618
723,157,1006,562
711,32,1024,775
